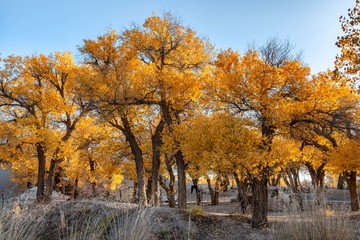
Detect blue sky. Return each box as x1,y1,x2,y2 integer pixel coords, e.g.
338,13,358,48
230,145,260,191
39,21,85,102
0,0,354,73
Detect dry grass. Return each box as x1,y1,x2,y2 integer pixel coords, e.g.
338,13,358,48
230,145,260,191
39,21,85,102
0,201,190,240
272,207,354,240
0,203,43,240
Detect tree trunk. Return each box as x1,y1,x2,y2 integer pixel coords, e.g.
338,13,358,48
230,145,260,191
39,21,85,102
337,174,346,190
150,120,165,206
192,178,202,205
206,178,220,205
269,174,281,186
159,155,176,208
146,177,152,203
233,172,249,201
36,143,46,203
306,162,325,188
132,181,138,203
44,159,59,202
114,116,147,206
214,179,220,205
159,176,176,208
176,150,187,209
345,170,359,211
251,175,268,228
71,178,79,199
206,178,216,205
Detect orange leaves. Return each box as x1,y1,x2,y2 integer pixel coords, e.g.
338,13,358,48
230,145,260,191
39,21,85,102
171,113,262,177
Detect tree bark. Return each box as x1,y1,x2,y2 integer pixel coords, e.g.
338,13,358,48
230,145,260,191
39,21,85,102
110,116,147,205
159,155,176,208
150,120,165,206
36,143,47,203
132,181,138,203
345,170,359,211
159,176,176,208
44,159,59,202
251,175,268,228
176,150,187,209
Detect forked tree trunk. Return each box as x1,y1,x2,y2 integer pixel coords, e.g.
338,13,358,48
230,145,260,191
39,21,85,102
36,143,47,203
306,163,326,206
345,170,359,211
159,155,176,208
251,175,268,228
176,150,187,209
159,176,176,208
206,178,220,205
306,162,325,188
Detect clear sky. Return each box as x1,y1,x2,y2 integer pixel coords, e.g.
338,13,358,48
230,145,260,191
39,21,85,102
0,0,354,74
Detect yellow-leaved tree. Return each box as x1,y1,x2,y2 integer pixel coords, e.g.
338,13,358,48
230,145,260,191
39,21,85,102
210,49,310,228
0,53,93,202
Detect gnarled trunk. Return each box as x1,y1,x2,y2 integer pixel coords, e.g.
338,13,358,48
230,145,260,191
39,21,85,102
159,155,176,208
251,175,268,228
345,170,359,211
36,143,46,203
159,176,176,208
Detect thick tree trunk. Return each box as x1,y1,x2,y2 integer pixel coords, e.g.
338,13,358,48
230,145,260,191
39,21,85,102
114,116,147,206
44,159,59,202
345,170,359,211
36,143,47,203
131,144,147,205
150,120,165,206
251,175,268,228
176,150,187,209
